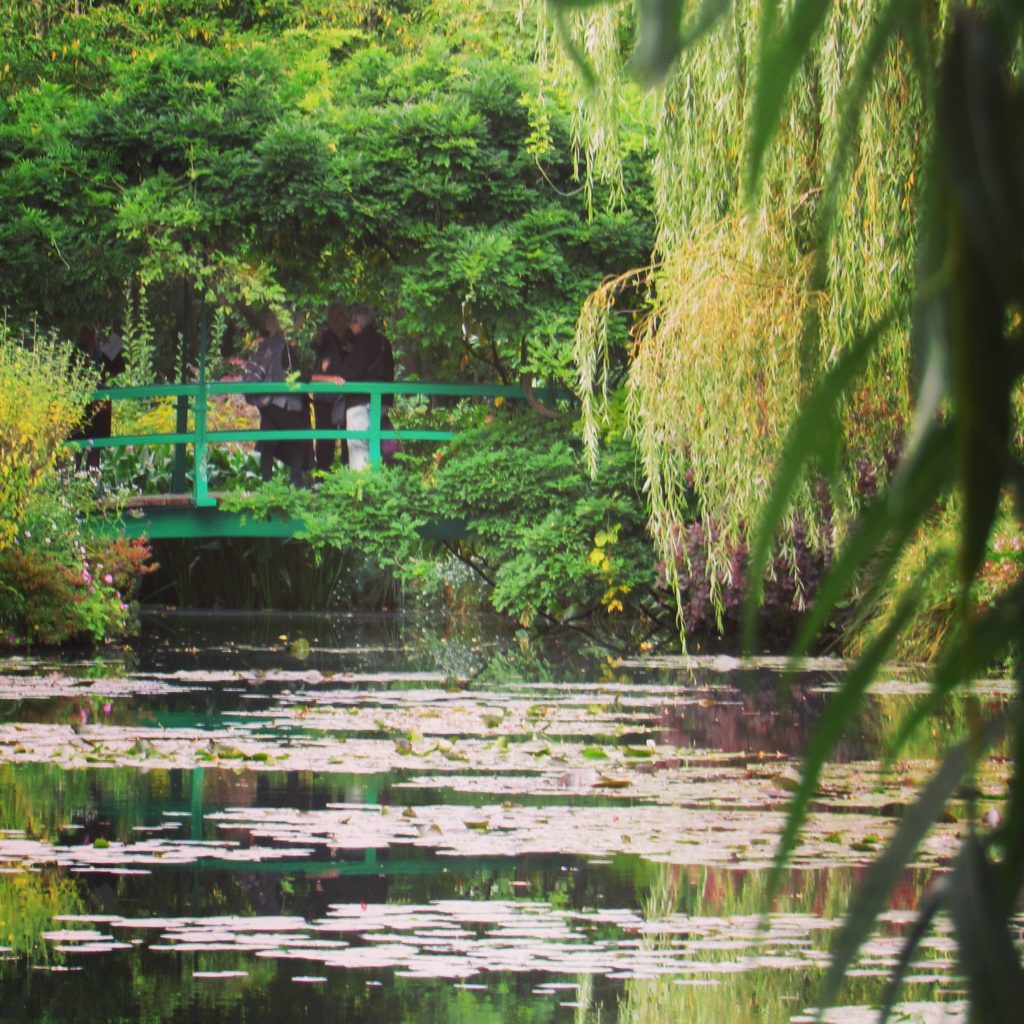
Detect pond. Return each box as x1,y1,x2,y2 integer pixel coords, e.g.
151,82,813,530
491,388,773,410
0,611,1012,1023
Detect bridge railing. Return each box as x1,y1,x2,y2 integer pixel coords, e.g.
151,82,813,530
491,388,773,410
69,379,559,507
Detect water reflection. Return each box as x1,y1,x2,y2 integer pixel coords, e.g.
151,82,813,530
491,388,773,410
0,613,1001,1022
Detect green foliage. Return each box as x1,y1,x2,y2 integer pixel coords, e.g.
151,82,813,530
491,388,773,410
0,316,95,553
432,414,656,626
0,1,654,386
0,468,154,646
569,0,919,630
220,410,665,635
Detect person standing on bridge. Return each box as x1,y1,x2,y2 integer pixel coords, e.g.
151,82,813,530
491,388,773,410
69,325,123,471
250,315,313,488
309,300,350,472
309,305,394,470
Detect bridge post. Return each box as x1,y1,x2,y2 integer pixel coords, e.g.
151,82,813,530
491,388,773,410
171,338,190,494
192,303,215,506
369,385,382,468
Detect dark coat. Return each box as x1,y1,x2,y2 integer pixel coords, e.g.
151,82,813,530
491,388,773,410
337,326,394,408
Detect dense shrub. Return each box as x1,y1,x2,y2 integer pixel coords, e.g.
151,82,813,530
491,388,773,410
0,320,94,553
0,468,155,647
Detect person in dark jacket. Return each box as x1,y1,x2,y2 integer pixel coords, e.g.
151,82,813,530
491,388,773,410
70,325,123,471
338,305,394,470
253,319,312,488
310,301,350,472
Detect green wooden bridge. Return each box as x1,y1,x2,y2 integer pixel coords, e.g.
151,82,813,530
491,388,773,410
72,377,559,540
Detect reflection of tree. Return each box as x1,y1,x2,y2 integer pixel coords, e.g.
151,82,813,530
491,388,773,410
868,692,1012,764
0,870,82,960
613,862,946,1024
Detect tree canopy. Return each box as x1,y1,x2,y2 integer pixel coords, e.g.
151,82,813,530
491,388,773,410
0,0,653,380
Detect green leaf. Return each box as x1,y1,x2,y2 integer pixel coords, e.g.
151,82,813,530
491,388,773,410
746,0,834,200
767,557,941,904
548,4,597,90
630,0,686,88
545,0,610,9
947,832,1024,1023
877,877,948,1023
784,420,954,673
677,0,733,49
742,319,887,654
888,577,1024,758
819,723,1003,1014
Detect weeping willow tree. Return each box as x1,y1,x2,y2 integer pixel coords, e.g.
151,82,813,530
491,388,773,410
543,0,1024,1017
537,0,936,626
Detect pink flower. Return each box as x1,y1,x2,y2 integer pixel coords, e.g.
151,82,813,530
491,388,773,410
82,569,92,583
103,573,114,585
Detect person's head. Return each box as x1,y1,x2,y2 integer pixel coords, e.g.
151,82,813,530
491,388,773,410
326,300,348,336
349,304,375,335
75,325,98,355
260,309,283,337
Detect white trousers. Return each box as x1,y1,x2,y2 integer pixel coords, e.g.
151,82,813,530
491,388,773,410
346,402,370,470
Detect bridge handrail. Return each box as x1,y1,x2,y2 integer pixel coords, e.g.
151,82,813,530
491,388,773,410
70,378,566,507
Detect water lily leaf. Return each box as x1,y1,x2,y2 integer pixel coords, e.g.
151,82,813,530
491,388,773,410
581,746,609,760
622,745,654,758
771,772,801,793
288,639,311,660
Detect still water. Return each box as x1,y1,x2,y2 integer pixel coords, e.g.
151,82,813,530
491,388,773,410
0,611,1007,1023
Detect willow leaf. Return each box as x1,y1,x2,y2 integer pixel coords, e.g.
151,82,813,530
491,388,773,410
948,832,1024,1023
877,878,949,1024
549,5,597,89
631,0,686,87
784,420,954,670
887,576,1024,759
747,0,833,199
741,320,886,654
813,0,918,263
545,0,612,11
768,558,940,904
820,725,1001,1015
678,0,733,49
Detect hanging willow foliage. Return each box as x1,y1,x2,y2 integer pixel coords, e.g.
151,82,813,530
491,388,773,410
630,214,818,616
537,0,939,628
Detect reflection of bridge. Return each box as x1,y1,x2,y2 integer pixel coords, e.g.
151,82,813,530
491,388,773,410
72,378,557,540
